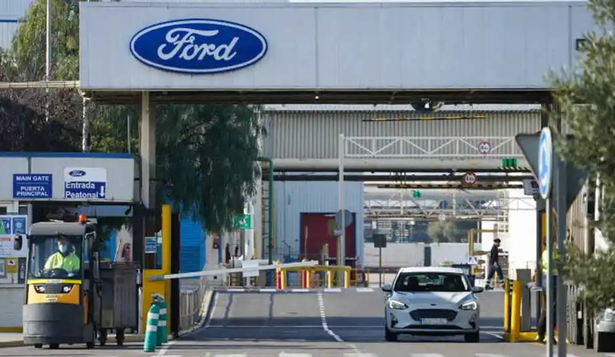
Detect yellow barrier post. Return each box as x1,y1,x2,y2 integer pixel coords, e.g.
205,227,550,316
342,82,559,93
343,269,350,288
510,281,522,342
280,268,287,289
504,279,510,334
161,204,172,326
326,270,333,288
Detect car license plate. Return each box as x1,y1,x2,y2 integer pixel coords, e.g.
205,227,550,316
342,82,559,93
420,318,447,325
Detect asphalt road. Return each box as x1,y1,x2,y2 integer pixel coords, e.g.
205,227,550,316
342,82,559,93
0,290,609,357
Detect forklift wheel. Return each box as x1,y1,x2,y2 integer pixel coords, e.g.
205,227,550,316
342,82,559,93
34,344,42,349
86,342,94,349
49,344,59,349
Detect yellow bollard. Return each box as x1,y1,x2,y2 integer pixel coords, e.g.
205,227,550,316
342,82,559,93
280,268,287,289
510,280,522,342
343,269,350,288
504,279,510,333
326,270,333,288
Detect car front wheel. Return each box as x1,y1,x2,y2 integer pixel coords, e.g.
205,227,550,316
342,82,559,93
464,331,480,342
385,326,398,342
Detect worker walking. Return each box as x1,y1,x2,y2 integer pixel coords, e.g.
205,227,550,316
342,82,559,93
485,238,504,290
537,240,558,343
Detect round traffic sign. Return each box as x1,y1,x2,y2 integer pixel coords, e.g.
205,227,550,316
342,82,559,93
538,127,553,199
462,172,478,186
478,141,491,154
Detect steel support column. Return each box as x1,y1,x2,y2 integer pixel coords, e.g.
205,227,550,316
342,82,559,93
140,92,157,209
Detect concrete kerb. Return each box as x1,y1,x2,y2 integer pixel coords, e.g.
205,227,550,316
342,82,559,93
0,289,216,348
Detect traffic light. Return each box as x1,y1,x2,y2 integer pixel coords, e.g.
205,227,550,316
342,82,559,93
501,158,518,170
412,190,421,198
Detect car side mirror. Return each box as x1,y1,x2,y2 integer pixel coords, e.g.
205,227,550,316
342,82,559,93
381,283,392,293
472,286,484,294
13,235,23,251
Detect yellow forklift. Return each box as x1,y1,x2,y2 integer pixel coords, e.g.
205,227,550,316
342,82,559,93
13,215,138,349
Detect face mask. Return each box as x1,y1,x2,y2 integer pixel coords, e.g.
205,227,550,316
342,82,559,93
59,245,69,254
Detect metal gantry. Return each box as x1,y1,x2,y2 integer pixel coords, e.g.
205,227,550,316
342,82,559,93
363,189,535,220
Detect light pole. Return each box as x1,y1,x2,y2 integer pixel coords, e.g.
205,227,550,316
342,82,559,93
45,0,51,122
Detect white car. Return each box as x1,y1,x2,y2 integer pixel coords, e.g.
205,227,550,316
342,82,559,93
382,266,484,342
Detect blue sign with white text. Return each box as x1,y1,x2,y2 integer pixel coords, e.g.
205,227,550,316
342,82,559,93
129,18,268,75
63,167,107,200
13,174,53,199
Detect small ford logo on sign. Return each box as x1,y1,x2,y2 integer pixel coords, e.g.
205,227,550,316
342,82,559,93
129,18,268,75
69,170,86,177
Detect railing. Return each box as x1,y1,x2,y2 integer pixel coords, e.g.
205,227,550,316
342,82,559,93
341,136,524,159
178,277,207,332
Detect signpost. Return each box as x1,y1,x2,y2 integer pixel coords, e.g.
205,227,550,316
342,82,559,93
462,172,478,186
516,129,589,357
478,141,491,154
373,234,387,287
63,167,107,200
13,174,53,199
232,214,253,230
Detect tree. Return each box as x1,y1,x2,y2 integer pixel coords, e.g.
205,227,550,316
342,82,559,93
2,0,264,233
547,0,615,310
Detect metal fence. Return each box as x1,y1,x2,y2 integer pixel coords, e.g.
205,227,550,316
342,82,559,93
178,276,208,332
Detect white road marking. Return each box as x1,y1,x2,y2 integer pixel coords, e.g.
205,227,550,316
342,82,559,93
213,354,247,357
204,293,219,329
484,332,504,339
324,288,342,292
291,288,310,292
317,292,344,342
155,340,176,356
356,288,374,292
280,352,313,357
344,353,378,357
475,354,506,357
260,288,277,292
410,354,445,357
226,288,246,292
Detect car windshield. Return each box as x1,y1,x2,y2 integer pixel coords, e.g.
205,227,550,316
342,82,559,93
394,272,470,292
28,235,83,279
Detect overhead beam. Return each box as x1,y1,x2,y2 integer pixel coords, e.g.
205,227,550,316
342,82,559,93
372,183,523,189
268,168,532,174
265,174,533,182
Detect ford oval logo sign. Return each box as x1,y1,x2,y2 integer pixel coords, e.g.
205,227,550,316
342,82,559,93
69,170,86,177
129,18,268,75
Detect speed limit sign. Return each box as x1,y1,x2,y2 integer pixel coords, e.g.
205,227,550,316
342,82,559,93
462,172,478,186
478,141,491,154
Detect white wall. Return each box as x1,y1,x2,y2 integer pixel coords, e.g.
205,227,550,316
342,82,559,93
363,242,470,268
80,1,593,90
271,181,364,263
507,189,537,279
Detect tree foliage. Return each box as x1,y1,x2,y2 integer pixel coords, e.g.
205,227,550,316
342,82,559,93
1,0,264,232
547,0,615,311
427,221,471,243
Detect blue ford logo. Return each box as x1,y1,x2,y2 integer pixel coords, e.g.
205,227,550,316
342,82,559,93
129,18,268,75
69,170,86,177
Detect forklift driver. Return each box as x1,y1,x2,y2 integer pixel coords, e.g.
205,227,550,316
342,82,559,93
44,236,80,273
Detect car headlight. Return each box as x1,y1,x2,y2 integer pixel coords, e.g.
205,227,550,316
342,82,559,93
388,300,408,310
459,300,478,310
602,308,615,322
34,285,45,293
62,285,73,293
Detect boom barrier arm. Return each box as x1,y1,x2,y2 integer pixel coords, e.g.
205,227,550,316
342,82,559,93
148,261,319,281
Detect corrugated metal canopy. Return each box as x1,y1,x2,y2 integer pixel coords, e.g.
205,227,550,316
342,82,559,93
30,222,89,236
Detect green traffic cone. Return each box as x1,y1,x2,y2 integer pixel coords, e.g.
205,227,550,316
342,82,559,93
157,300,168,344
143,302,160,352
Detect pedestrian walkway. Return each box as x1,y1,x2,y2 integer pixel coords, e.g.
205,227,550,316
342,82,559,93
0,333,22,347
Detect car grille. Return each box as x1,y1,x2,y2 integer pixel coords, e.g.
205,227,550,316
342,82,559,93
410,309,458,321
